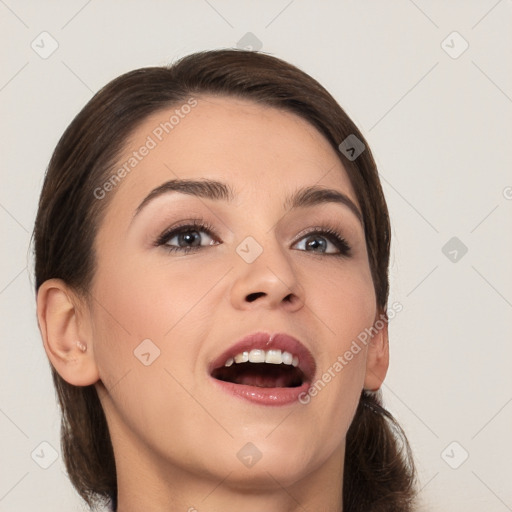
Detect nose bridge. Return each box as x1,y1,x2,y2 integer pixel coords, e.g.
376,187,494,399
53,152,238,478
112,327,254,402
230,230,305,310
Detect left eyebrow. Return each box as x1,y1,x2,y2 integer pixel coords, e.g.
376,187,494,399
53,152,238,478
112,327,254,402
284,185,363,226
132,178,363,226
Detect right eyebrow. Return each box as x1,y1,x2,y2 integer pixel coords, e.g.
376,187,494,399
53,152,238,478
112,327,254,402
133,178,234,219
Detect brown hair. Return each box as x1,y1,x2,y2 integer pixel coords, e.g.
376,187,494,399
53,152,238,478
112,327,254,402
33,49,416,511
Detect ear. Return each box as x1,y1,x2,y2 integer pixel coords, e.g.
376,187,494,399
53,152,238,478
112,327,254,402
36,278,99,386
363,311,389,391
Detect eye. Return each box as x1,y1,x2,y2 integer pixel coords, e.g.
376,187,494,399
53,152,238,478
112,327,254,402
155,220,219,254
293,227,351,256
154,221,351,257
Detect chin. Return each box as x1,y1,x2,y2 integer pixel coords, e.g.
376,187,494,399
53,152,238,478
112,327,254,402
201,434,334,490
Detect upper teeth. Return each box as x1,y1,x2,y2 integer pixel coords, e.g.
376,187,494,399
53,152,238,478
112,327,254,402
224,349,299,367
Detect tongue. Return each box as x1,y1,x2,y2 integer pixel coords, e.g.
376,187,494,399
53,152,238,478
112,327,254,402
212,363,303,388
235,372,295,388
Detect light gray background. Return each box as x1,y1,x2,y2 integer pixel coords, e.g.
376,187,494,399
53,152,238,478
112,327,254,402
1,1,511,511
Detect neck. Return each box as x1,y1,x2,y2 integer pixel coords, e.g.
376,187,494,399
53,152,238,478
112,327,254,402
112,428,344,512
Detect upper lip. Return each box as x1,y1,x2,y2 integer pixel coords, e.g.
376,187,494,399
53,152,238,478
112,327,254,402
208,331,317,382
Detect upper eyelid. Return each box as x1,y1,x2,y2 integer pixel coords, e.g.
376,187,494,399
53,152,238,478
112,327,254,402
147,199,360,231
155,220,216,245
159,221,348,238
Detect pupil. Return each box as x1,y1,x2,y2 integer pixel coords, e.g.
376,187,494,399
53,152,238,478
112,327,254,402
180,231,200,247
307,236,326,252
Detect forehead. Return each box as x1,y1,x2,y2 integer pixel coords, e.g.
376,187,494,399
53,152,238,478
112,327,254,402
104,95,358,218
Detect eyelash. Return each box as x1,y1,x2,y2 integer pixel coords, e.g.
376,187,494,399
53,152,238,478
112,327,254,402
154,218,351,257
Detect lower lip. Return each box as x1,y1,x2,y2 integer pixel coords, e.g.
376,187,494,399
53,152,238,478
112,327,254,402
210,377,311,406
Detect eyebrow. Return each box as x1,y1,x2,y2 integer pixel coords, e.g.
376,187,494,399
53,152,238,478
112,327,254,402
133,178,364,226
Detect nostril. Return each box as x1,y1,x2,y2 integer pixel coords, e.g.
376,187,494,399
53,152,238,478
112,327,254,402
246,292,266,302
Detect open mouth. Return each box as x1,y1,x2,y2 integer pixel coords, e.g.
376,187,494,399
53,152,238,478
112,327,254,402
208,332,316,406
211,356,306,388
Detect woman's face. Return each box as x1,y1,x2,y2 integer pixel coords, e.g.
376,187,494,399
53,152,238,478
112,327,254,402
85,95,385,492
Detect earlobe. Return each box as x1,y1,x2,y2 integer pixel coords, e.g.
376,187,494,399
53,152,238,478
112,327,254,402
363,314,390,392
36,279,99,386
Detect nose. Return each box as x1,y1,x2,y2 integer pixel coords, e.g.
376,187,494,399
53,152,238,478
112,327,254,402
230,238,305,311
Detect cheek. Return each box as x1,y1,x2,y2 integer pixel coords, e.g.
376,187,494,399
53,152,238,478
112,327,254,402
297,260,375,419
301,257,377,339
89,252,228,383
90,254,239,473
92,250,220,336
89,256,212,436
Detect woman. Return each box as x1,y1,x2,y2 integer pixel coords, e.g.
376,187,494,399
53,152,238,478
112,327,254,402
33,49,416,511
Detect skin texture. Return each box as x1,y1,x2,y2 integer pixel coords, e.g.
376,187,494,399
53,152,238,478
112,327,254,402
37,96,389,512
